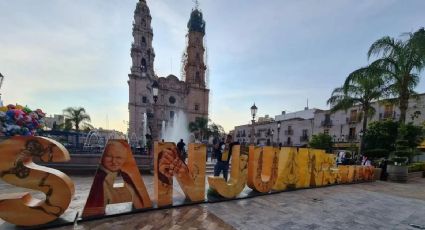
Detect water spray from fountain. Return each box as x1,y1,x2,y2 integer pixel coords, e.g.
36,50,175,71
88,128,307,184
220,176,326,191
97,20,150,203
161,110,190,144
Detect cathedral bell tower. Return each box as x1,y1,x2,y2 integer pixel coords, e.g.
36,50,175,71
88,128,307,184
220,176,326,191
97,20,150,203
184,5,209,123
128,0,156,145
185,7,207,87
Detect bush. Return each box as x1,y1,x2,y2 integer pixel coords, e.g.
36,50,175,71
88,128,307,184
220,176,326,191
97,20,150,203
364,148,388,159
309,133,333,152
408,162,425,172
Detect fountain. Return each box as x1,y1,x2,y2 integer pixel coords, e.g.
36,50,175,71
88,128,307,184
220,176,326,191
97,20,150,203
161,110,190,144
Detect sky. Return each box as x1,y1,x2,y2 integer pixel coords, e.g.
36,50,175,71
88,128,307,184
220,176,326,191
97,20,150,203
0,0,425,133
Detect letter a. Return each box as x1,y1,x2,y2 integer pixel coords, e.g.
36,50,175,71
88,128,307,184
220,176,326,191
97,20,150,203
82,139,152,218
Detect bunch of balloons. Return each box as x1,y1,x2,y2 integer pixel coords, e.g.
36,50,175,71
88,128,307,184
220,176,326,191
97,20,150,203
0,104,46,136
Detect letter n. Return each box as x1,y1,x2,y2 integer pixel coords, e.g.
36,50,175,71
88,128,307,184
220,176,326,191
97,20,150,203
154,142,206,207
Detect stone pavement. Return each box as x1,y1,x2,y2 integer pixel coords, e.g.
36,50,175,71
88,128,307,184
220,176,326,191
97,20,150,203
0,176,424,230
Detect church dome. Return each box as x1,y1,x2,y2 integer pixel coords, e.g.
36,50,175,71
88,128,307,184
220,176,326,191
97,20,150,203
187,9,205,34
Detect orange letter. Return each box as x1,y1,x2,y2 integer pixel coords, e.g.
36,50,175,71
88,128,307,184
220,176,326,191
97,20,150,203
82,140,152,218
0,136,74,226
208,145,248,198
247,146,278,193
154,142,206,207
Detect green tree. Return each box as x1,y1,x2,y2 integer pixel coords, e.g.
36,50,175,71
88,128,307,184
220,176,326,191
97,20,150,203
327,65,386,153
392,123,424,163
188,117,209,141
63,107,91,147
309,133,333,152
63,107,91,132
368,28,425,123
64,118,73,131
207,122,225,140
363,120,399,159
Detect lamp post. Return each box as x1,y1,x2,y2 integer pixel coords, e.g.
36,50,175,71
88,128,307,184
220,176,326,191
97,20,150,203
277,121,281,146
250,103,258,145
358,130,364,156
151,81,159,141
152,81,159,103
0,73,4,106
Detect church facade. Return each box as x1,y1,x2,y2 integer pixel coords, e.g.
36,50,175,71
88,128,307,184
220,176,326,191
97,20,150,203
128,0,209,144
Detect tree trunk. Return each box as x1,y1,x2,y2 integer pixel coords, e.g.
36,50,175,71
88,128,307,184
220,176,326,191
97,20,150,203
360,109,368,155
399,96,408,124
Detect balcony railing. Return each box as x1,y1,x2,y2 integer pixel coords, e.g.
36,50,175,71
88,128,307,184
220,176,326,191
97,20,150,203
347,135,357,141
347,115,362,124
321,120,333,127
284,130,294,135
300,135,309,142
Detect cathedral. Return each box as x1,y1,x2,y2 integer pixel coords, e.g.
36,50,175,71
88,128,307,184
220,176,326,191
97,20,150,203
128,0,209,144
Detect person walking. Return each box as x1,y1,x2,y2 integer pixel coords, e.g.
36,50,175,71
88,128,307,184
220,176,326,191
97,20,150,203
213,135,238,181
177,139,186,161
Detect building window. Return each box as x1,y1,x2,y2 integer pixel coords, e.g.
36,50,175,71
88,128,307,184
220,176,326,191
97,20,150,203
195,71,201,83
195,104,199,111
142,37,146,45
170,111,175,119
169,96,176,104
141,58,147,70
324,129,329,135
142,96,147,103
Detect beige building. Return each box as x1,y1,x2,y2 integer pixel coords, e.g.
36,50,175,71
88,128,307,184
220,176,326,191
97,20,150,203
128,0,209,144
233,94,425,147
44,114,65,130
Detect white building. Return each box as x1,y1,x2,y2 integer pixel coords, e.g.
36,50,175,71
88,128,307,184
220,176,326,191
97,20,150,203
233,93,425,148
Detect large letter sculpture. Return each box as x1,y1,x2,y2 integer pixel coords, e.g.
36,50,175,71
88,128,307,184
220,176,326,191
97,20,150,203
82,139,152,218
154,142,206,207
247,146,278,193
208,145,248,198
273,147,299,191
0,136,75,226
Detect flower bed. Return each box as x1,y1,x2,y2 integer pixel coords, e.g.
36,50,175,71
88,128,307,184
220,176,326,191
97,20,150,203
0,104,45,136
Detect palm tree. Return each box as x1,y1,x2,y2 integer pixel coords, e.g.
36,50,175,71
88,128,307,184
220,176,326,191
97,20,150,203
188,117,209,141
368,28,425,123
63,107,91,147
327,65,386,153
63,107,91,132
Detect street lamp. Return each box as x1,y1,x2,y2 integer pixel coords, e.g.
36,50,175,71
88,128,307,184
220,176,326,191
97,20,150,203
359,130,364,156
0,73,4,106
0,73,4,89
152,81,159,103
250,103,258,145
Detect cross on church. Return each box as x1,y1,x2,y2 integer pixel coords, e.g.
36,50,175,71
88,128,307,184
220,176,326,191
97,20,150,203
193,0,199,9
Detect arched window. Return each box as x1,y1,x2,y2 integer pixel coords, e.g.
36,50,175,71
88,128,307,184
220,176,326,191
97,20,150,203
195,71,201,83
141,58,147,70
142,37,146,45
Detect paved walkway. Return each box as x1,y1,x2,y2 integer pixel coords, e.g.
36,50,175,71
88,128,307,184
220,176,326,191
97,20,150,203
0,176,424,230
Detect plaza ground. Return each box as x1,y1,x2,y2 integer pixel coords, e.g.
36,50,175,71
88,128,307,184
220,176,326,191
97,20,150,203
0,176,424,230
